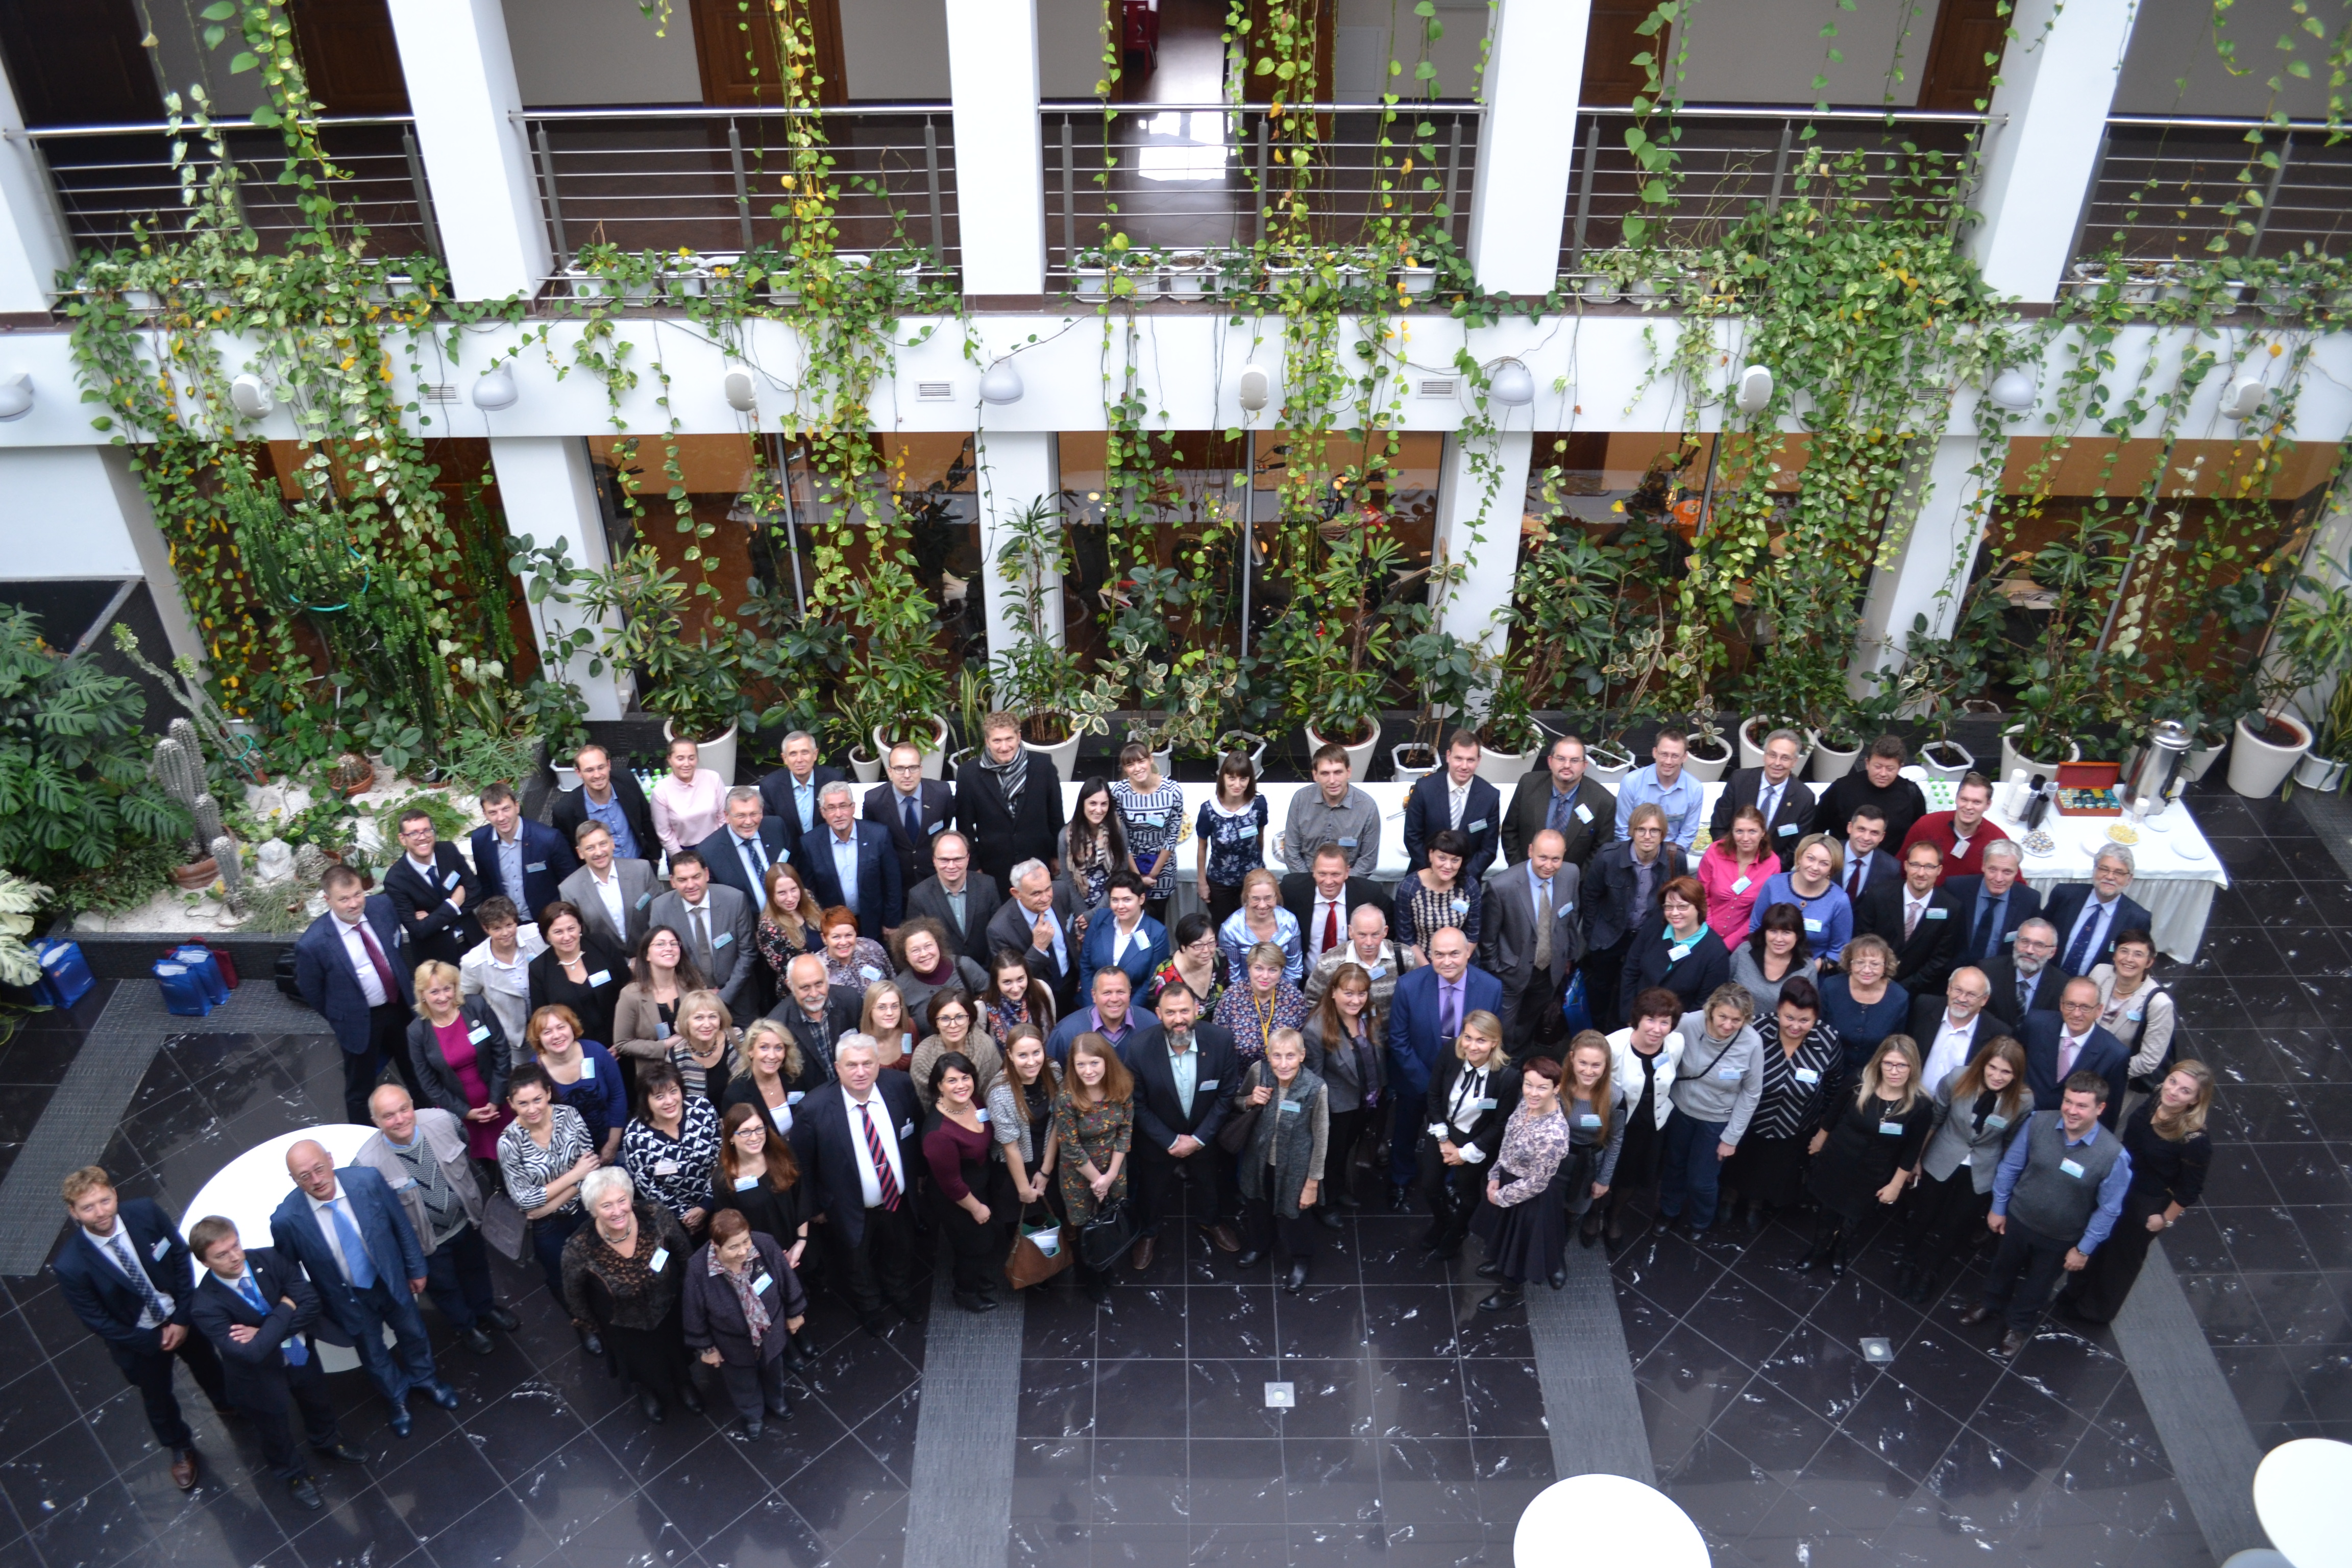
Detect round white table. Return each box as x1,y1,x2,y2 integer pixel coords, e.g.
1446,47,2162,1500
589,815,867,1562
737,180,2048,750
1513,1474,1709,1568
180,1123,383,1373
2252,1437,2352,1568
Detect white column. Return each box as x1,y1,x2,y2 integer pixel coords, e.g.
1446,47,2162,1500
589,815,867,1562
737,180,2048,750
1435,428,1533,668
947,0,1045,295
0,447,204,664
1967,0,2138,304
1464,0,1588,295
1852,433,1994,679
975,429,1061,658
0,64,71,314
384,0,550,302
488,436,628,719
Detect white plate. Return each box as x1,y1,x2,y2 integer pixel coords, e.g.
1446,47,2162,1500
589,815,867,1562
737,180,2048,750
2174,841,2208,862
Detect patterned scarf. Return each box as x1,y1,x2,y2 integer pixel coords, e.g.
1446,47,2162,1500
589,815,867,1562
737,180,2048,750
977,744,1031,812
708,1246,771,1341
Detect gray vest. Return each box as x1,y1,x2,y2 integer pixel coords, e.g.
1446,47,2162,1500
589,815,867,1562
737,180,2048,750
1237,1064,1326,1218
2005,1111,2123,1243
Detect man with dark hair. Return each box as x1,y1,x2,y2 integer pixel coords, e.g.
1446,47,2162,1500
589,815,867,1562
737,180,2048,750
1403,729,1501,879
1118,982,1243,1267
1614,728,1702,850
469,781,576,923
1901,772,2010,883
1836,803,1902,902
1502,732,1616,872
1961,1071,2132,1358
1853,839,1967,995
295,864,417,1123
1815,733,1928,846
649,848,756,1011
1281,843,1382,965
384,807,482,969
550,744,655,864
1283,744,1381,876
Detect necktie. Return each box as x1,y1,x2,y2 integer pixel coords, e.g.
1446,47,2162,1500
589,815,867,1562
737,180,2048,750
1548,792,1569,833
1971,895,1998,960
691,906,713,972
107,1233,170,1323
1321,899,1339,954
2018,973,2034,1015
1760,782,1779,827
738,835,766,887
1904,899,1921,941
1848,856,1866,898
354,920,397,1002
1439,983,1460,1042
327,1199,377,1290
1534,877,1554,972
904,794,922,846
237,1274,307,1365
2063,904,2102,975
2057,1034,2080,1079
1450,788,1464,829
857,1100,901,1210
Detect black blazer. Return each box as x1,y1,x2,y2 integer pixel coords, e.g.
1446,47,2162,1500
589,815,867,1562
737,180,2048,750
551,769,656,865
758,763,847,864
1840,846,1903,905
1852,880,1968,996
527,934,630,1048
865,779,955,889
1709,768,1819,849
52,1199,197,1353
406,996,513,1118
1402,773,1502,878
383,844,484,971
1980,953,2070,1032
2041,885,2157,971
986,879,1084,1007
1420,1052,1523,1160
1943,876,2044,965
799,819,905,938
1119,1022,1240,1153
695,819,793,904
904,872,1005,961
787,1074,922,1246
1815,771,1930,850
761,988,865,1073
468,819,579,928
1582,841,1690,953
292,898,415,1057
189,1247,323,1411
1281,874,1384,943
1907,991,1995,1059
1621,922,1733,1017
955,755,1066,888
1500,771,1615,872
2017,1013,2130,1128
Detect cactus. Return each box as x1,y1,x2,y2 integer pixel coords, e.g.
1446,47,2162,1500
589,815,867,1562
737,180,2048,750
211,834,248,918
293,843,330,887
153,722,208,859
191,792,224,855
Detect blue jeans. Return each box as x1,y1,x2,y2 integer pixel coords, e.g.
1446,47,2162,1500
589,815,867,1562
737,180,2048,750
1657,1109,1730,1231
341,1278,437,1406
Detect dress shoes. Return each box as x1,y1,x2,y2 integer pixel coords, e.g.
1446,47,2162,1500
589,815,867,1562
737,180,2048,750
461,1327,495,1356
954,1290,998,1313
892,1295,926,1325
1205,1223,1242,1254
1129,1236,1157,1272
1234,1250,1265,1269
1283,1262,1309,1293
1315,1208,1343,1231
639,1390,665,1423
287,1475,323,1510
421,1381,460,1411
1956,1305,1997,1327
742,1416,764,1440
481,1305,522,1333
1579,1213,1604,1248
1549,1267,1567,1290
1336,1189,1361,1210
1474,1261,1502,1281
1798,1242,1832,1272
1651,1214,1675,1237
766,1394,794,1420
386,1406,413,1439
579,1330,605,1358
311,1441,370,1466
1388,1185,1413,1214
1418,1247,1457,1269
678,1382,703,1416
1992,1329,2028,1360
782,1334,815,1372
169,1448,198,1490
859,1311,889,1337
1476,1289,1523,1313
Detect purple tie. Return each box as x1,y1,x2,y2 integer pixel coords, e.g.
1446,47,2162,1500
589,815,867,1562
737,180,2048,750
1439,982,1460,1042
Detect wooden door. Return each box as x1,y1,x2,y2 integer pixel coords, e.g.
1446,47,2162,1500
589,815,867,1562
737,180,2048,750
1240,0,1335,105
288,0,409,114
691,0,844,108
1580,0,1662,107
0,0,162,127
1915,0,2006,112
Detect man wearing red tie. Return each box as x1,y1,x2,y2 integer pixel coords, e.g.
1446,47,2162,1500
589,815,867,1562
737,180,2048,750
293,865,418,1124
1282,845,1379,965
789,1034,923,1336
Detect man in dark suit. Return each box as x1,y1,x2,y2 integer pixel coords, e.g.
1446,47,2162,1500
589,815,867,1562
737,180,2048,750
801,780,904,939
788,1034,923,1334
2043,847,2155,975
1118,981,1242,1267
383,807,483,970
1835,804,1902,904
904,831,1002,961
469,783,576,928
1282,844,1383,970
1910,966,1996,1092
758,728,846,867
1815,735,1929,847
648,850,757,1013
550,744,655,866
1383,928,1506,1207
987,858,1083,1008
866,741,955,891
1853,840,1967,997
1578,824,1688,1032
955,713,1066,888
2018,978,2130,1127
269,1140,457,1437
294,865,417,1124
696,787,793,904
52,1168,228,1491
187,1218,366,1510
1403,730,1502,878
1479,828,1586,1056
1982,918,2070,1032
1708,725,1817,853
1501,733,1616,872
765,952,864,1069
1945,841,2043,966
1078,871,1169,998
556,820,657,954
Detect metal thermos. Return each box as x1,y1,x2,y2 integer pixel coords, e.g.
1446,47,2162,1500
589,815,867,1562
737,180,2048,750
2021,774,2053,831
2123,720,2193,816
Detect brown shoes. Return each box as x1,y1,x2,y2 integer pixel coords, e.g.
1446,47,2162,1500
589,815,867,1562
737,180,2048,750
1956,1305,1996,1326
1129,1236,1156,1272
169,1449,198,1490
1204,1223,1242,1255
1993,1330,2028,1360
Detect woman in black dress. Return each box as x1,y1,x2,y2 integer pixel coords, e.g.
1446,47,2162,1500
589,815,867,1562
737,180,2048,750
2057,1060,2213,1324
529,901,629,1060
1802,1034,1934,1276
561,1166,702,1425
1896,1035,2032,1305
1720,977,1843,1233
1416,1011,1520,1265
1468,1055,1572,1312
708,1099,817,1333
1620,876,1733,1017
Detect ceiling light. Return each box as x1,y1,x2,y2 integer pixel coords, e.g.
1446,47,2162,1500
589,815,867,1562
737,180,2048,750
2220,375,2266,421
1734,364,1774,415
471,366,517,411
723,368,756,413
229,374,273,420
1487,359,1534,408
0,373,32,422
1238,362,1272,413
1988,368,2036,411
979,359,1024,405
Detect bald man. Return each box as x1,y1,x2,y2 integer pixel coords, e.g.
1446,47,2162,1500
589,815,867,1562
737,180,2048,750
353,1085,521,1356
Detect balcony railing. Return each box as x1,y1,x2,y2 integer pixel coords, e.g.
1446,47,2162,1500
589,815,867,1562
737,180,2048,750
1039,102,1482,284
2068,113,2352,274
25,114,440,262
517,106,959,278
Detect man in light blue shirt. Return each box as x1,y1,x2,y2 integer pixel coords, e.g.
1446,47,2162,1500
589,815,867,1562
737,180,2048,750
1613,728,1704,851
1964,1073,2134,1359
822,783,862,918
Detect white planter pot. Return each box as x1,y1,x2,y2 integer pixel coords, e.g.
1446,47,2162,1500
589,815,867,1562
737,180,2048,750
1681,739,1733,785
1738,717,1817,773
1306,722,1380,783
1218,732,1268,778
1475,741,1537,787
872,715,950,780
1586,744,1636,785
1023,729,1085,782
849,748,884,785
1808,737,1864,784
1395,266,1438,296
2183,742,2223,782
553,764,581,792
2227,713,2312,799
1391,744,1439,786
2293,752,2348,793
662,720,738,791
1999,726,2082,782
1918,741,1975,782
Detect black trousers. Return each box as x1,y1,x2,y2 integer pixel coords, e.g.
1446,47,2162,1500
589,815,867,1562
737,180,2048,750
1585,937,1635,1032
244,1354,344,1479
1239,1195,1321,1261
2057,1191,2166,1324
1903,1168,1994,1275
341,1002,416,1124
936,1168,1008,1295
834,1202,919,1315
1133,1141,1222,1236
529,1209,586,1300
1417,1139,1489,1255
717,1354,790,1422
1980,1219,2075,1331
112,1331,228,1450
422,1223,498,1331
1325,1107,1375,1194
1206,883,1244,929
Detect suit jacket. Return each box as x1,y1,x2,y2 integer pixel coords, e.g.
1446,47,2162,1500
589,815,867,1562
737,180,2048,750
757,763,847,864
1907,991,1993,1059
189,1247,323,1411
550,770,656,866
762,988,864,1073
1943,876,2045,965
1402,772,1502,878
864,779,955,890
293,898,414,1056
799,819,905,938
1385,962,1507,1103
1853,879,1968,996
1708,767,1819,850
2041,885,2157,971
787,1074,922,1246
954,754,1066,888
1478,860,1587,1023
986,880,1084,1006
2017,1013,2130,1128
267,1165,427,1345
904,872,1004,961
1980,954,2071,1033
1079,911,1171,999
1840,846,1904,906
649,884,758,1011
405,996,512,1119
1500,771,1617,872
695,820,793,905
52,1199,197,1354
1421,1050,1523,1161
1119,1022,1240,1153
468,819,578,927
383,843,484,971
1281,875,1384,963
558,859,658,954
1581,841,1690,953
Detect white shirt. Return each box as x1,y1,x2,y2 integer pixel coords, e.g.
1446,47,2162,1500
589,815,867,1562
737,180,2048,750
1311,895,1345,956
82,1224,170,1325
406,852,452,905
588,865,627,941
2056,1030,2090,1080
1902,888,1932,937
1111,917,1144,967
842,1086,907,1208
334,915,390,1008
462,924,546,1045
306,1183,370,1285
1757,777,1784,824
1923,1010,1981,1089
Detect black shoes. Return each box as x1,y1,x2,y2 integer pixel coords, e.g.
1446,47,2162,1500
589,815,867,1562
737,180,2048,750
1579,1213,1604,1248
1548,1267,1567,1290
1651,1214,1675,1237
1388,1186,1413,1214
311,1441,369,1466
782,1333,815,1372
640,1390,665,1423
1957,1304,1997,1326
288,1475,324,1510
891,1296,925,1326
1477,1288,1523,1313
386,1406,413,1439
954,1290,997,1313
1283,1262,1309,1293
1993,1329,2028,1360
859,1311,889,1338
580,1330,605,1358
421,1381,460,1411
1235,1250,1265,1269
461,1327,495,1356
743,1415,764,1440
481,1305,522,1332
1315,1208,1344,1231
1474,1261,1503,1281
678,1383,703,1416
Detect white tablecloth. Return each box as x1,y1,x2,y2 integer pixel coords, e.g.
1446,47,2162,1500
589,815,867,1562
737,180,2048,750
2252,1437,2352,1568
181,1123,384,1372
1512,1475,1709,1568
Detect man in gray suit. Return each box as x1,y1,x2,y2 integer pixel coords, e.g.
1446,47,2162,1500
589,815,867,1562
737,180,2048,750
986,858,1084,1009
647,849,756,1013
1479,828,1587,1057
556,821,655,955
903,832,1003,962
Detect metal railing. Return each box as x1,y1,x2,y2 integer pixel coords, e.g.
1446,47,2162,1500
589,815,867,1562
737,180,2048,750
2068,113,2352,273
1559,104,1997,274
1039,102,1482,282
517,106,959,277
24,114,440,262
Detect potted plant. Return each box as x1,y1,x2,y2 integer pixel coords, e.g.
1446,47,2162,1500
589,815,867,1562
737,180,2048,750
2000,654,2094,780
1889,617,1982,779
844,559,952,778
1475,665,1546,787
1277,530,1400,783
649,638,744,789
1125,647,1240,778
1393,628,1485,782
2293,671,2352,793
2233,550,2352,798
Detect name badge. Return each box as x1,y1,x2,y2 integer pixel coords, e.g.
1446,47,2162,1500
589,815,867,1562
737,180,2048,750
1574,803,1593,824
1794,1067,1820,1085
654,1159,679,1176
588,969,612,987
1984,1114,2009,1131
445,870,461,891
1365,965,1386,979
647,1246,670,1273
656,1021,672,1040
1669,943,1694,963
1199,1079,1220,1092
1279,1100,1301,1114
1879,1120,1904,1136
1338,837,1359,849
1717,1067,1741,1082
861,965,882,982
975,1108,991,1123
464,1021,490,1044
1776,823,1798,837
1557,902,1575,918
786,1091,805,1106
1577,1113,1602,1129
1925,908,1949,921
1473,1097,1498,1112
899,1120,914,1139
1240,825,1259,839
752,1273,773,1295
2060,1158,2087,1180
734,1174,761,1191
578,1055,596,1080
713,932,734,949
2124,1009,2143,1022
526,861,547,873
1450,898,1469,916
634,893,651,911
1468,819,1488,832
1731,877,1751,894
1803,918,1824,934
151,1237,172,1262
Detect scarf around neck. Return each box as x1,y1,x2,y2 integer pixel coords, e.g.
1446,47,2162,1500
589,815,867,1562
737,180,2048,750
977,745,1030,811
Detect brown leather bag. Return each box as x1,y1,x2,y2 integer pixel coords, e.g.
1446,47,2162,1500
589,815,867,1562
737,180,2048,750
1005,1203,1073,1289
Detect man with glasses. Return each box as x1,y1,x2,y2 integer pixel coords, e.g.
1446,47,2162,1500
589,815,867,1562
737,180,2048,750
1614,728,1703,851
1983,917,2069,1032
1502,732,1615,872
551,744,654,866
1912,967,1995,1090
904,830,1002,961
2043,847,2153,975
865,741,954,892
1944,839,2043,965
2019,976,2130,1127
383,808,482,969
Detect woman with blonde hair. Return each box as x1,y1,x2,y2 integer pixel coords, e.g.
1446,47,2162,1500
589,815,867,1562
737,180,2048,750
2057,1060,2214,1323
405,958,512,1159
1416,1011,1519,1265
720,1016,828,1145
668,990,742,1101
1897,1035,2033,1304
1050,1033,1133,1305
1559,1032,1627,1258
860,982,915,1070
1802,1033,1933,1275
1212,940,1311,1067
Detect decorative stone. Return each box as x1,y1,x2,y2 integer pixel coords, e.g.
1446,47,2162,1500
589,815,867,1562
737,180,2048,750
255,838,295,884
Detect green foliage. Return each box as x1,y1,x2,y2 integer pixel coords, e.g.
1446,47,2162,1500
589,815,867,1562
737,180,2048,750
373,789,472,848
0,868,51,987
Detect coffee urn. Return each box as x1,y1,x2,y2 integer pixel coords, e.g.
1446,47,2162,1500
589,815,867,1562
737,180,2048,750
2122,720,2194,816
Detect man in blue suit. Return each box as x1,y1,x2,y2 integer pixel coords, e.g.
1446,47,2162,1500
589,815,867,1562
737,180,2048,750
2044,847,2155,975
52,1167,229,1491
1945,840,2043,966
1383,926,1505,1210
801,780,903,939
293,865,418,1125
269,1140,458,1438
1077,872,1169,998
469,782,577,926
2018,977,2131,1129
696,787,793,903
1402,730,1502,878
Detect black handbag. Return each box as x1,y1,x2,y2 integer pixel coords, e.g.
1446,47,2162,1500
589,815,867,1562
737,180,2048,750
1217,1063,1264,1154
1078,1197,1138,1271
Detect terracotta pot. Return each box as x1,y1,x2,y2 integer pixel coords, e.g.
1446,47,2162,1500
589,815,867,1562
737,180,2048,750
172,857,219,891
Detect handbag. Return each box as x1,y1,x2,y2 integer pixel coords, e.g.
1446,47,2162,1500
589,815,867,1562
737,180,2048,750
1004,1202,1073,1289
1078,1197,1139,1271
1216,1064,1264,1155
478,1191,527,1262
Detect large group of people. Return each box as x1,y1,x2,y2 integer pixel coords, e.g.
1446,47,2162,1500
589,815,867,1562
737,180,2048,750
63,719,2218,1509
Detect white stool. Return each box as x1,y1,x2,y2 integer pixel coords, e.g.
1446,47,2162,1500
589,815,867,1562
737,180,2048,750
2251,1438,2352,1568
1514,1474,1709,1568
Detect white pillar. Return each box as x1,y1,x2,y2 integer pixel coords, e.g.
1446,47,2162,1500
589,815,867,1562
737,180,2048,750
1435,428,1533,668
1852,432,1994,678
0,63,71,314
948,0,1046,295
1465,0,1588,295
975,429,1061,658
384,0,550,302
0,447,204,665
488,436,628,719
1967,0,2138,304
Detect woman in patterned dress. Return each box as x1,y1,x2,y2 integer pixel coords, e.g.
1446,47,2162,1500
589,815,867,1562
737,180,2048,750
1049,1032,1133,1306
1212,941,1312,1067
1111,742,1185,925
